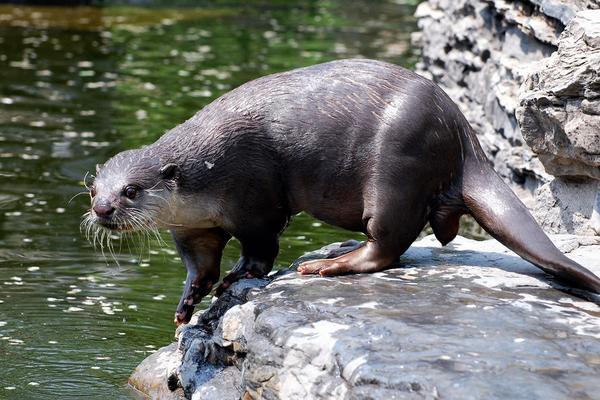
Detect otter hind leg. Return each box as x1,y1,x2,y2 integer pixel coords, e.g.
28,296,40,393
298,185,428,276
297,240,397,276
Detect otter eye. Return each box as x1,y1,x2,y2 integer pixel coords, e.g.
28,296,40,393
90,187,96,198
124,186,138,200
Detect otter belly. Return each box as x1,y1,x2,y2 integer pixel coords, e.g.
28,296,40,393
300,185,365,232
283,147,369,232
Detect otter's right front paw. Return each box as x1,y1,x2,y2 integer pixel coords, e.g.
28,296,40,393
174,280,214,325
175,303,194,326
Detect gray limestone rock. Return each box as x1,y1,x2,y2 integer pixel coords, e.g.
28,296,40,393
175,278,271,399
130,236,600,399
532,178,600,235
518,10,600,181
128,342,184,400
516,10,600,235
528,0,600,25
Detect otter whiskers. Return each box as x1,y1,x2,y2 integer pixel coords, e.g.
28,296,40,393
80,207,166,266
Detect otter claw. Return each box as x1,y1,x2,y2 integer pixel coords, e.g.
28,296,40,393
215,280,230,297
215,270,255,296
175,306,193,326
175,280,216,325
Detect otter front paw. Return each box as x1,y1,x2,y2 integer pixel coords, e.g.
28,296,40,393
175,301,195,326
215,270,257,296
174,281,214,325
215,256,271,296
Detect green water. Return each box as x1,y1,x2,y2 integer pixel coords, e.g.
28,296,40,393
0,1,428,398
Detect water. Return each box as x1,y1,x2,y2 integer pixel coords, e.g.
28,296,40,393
0,1,483,398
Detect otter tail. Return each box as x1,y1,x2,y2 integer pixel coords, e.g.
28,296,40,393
459,159,600,294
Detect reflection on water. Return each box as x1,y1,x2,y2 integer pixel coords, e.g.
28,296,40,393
0,1,480,398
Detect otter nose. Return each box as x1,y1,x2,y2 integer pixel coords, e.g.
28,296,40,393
93,204,115,218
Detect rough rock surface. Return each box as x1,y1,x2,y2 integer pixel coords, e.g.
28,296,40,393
414,0,600,232
517,11,600,234
532,178,600,235
129,343,184,400
518,10,600,181
130,236,600,399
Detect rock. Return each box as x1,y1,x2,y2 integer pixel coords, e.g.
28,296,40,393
130,236,600,399
532,178,600,235
128,342,184,400
517,10,600,181
529,0,599,25
175,278,271,399
516,10,600,234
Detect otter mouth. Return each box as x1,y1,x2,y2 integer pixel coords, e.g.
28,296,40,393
82,209,162,257
94,218,132,232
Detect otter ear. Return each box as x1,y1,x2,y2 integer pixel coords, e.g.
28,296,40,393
160,163,180,181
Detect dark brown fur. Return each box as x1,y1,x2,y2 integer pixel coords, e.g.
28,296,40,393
89,59,600,324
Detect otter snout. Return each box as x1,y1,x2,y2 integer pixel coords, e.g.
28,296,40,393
93,203,115,218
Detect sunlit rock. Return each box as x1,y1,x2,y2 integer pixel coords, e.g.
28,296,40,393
130,236,600,399
518,10,600,181
516,11,600,235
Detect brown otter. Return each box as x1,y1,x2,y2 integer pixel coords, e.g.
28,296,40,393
84,59,600,325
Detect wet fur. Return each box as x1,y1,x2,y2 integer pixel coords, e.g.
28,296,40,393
89,59,600,324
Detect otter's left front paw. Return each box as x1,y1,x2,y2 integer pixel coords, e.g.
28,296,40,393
215,270,256,296
215,256,271,296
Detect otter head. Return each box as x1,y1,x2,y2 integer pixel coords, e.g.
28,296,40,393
87,149,180,233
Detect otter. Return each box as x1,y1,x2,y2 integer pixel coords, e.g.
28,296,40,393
85,59,600,325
